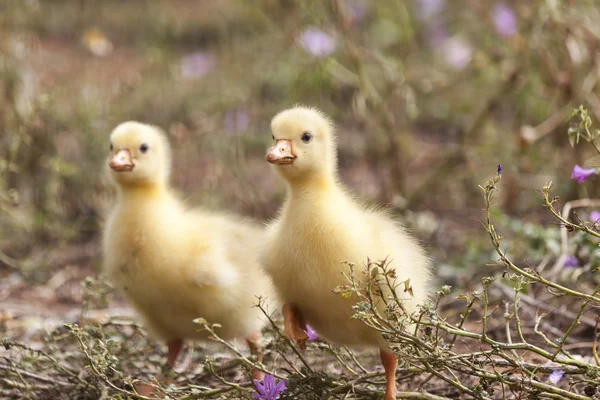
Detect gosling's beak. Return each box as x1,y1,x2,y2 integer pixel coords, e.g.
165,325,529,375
108,149,134,172
266,139,296,165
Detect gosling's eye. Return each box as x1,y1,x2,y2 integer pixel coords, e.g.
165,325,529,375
110,143,113,151
140,143,149,153
272,134,275,141
301,132,312,143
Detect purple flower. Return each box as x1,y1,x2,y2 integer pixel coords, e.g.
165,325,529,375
303,324,318,341
224,107,249,135
253,375,287,400
548,370,564,385
570,165,595,183
347,0,371,24
563,255,579,268
497,164,503,175
441,36,472,69
415,0,445,20
590,211,600,223
179,52,215,79
427,20,449,46
300,27,336,57
492,3,517,38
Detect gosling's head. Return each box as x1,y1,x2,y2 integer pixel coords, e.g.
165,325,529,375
107,122,171,187
266,107,337,183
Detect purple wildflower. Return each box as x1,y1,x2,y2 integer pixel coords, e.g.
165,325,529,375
253,375,287,400
300,27,336,57
563,255,579,268
303,324,318,341
224,107,250,135
590,211,600,223
179,52,215,79
548,370,564,385
441,36,472,69
492,3,518,38
347,0,370,24
427,20,449,46
570,164,595,183
497,164,503,175
415,0,445,20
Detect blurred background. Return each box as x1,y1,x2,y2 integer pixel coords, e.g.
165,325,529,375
2,0,600,330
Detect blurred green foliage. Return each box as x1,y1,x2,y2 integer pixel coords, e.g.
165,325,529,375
2,0,600,276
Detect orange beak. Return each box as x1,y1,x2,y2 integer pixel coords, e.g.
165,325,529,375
266,139,296,165
108,149,134,172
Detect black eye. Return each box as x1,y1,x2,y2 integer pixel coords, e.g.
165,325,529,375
301,132,312,143
272,134,275,141
140,143,148,153
110,143,113,151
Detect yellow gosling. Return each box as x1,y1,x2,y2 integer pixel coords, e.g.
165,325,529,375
261,107,432,400
102,121,277,380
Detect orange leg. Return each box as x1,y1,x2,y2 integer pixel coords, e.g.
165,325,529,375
380,349,398,400
282,303,309,351
246,332,265,381
167,338,184,368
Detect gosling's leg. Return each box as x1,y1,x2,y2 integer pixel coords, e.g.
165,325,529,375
380,349,398,400
167,338,184,368
282,303,309,351
246,332,265,381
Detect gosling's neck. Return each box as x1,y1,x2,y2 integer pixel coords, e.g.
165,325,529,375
287,172,340,201
116,182,170,204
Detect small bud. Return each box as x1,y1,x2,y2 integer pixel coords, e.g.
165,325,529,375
584,385,597,396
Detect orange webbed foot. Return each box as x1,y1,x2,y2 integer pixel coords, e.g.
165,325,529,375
134,380,166,397
131,339,183,397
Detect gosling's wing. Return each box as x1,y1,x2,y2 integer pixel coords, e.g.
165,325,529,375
188,244,240,288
